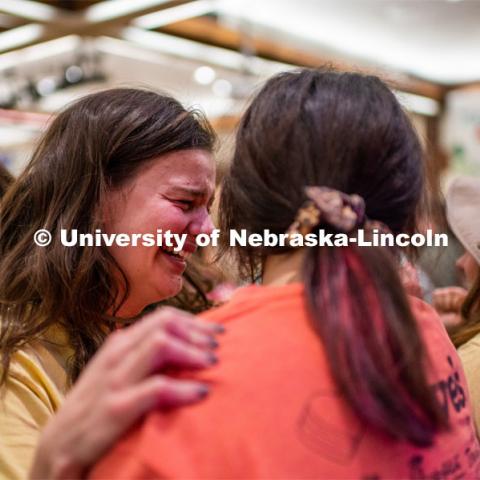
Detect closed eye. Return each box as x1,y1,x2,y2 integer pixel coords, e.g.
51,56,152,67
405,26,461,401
174,199,194,210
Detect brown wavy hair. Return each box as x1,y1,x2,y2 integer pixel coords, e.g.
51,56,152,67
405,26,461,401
0,164,13,197
219,69,447,446
451,272,480,347
0,88,215,385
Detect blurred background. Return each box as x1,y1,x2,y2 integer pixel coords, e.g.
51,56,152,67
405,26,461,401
0,0,478,191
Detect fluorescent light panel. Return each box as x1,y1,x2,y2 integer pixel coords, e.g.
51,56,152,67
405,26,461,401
0,24,45,53
122,27,294,76
85,0,171,23
0,35,81,71
0,0,58,22
133,0,219,29
395,90,440,117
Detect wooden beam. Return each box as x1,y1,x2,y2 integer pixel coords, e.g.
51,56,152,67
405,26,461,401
0,0,198,53
210,115,239,133
159,17,446,101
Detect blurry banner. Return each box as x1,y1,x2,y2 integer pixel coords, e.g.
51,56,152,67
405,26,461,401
442,89,480,177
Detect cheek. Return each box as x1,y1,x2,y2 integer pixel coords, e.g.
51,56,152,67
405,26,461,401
467,257,480,279
155,205,190,232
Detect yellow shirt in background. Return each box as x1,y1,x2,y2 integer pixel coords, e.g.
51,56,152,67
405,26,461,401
458,331,480,439
0,326,72,479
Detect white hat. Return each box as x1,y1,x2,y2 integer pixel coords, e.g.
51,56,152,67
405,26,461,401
446,176,480,265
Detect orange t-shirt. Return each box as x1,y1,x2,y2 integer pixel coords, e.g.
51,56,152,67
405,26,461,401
92,283,480,479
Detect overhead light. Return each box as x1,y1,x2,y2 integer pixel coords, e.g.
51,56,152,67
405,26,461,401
0,36,82,71
133,0,219,29
65,65,83,84
36,76,57,96
123,27,244,70
121,27,294,76
394,91,440,117
0,82,16,108
194,66,216,85
85,0,171,23
0,24,45,53
212,79,232,97
0,0,58,23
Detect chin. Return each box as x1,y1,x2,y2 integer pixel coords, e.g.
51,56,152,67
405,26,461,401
156,275,184,301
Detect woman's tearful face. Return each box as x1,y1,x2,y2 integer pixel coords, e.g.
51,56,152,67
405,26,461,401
104,149,216,316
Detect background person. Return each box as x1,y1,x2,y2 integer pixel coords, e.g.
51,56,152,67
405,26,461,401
92,70,479,479
0,88,222,479
432,177,480,329
444,176,480,435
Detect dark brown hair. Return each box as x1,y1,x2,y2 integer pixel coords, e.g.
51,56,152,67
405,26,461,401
451,272,480,347
220,69,446,446
0,163,13,197
0,88,215,385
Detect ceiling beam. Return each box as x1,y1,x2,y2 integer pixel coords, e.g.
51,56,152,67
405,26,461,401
158,17,446,101
0,0,200,54
0,0,449,100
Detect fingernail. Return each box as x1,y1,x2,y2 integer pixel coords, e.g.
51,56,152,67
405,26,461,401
209,338,219,349
207,353,218,365
214,324,225,334
197,385,210,399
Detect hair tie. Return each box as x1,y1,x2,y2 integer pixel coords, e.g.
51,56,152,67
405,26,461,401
285,186,390,242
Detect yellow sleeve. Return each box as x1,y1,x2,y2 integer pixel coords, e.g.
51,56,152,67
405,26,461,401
0,351,61,479
458,334,480,438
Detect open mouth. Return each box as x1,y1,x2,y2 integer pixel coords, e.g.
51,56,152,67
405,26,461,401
159,245,189,260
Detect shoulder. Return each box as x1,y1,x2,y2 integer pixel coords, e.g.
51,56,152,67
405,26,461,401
0,348,63,480
408,295,450,342
458,332,480,372
1,345,65,417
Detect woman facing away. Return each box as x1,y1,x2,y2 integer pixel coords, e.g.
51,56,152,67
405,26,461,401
92,69,480,479
444,176,480,435
0,88,224,479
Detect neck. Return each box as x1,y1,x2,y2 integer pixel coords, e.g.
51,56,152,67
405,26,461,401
112,291,146,320
262,249,306,286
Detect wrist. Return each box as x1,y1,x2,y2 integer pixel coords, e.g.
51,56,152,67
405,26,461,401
30,427,82,479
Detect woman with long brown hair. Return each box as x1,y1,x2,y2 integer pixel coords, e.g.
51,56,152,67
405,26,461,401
94,69,479,478
0,163,13,197
0,88,223,478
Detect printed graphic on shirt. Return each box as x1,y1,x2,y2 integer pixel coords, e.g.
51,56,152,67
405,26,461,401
297,391,365,464
296,355,480,478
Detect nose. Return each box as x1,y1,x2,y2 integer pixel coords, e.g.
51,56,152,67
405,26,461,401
189,209,215,237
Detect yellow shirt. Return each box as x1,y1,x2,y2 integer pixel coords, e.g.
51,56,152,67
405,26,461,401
458,331,480,437
0,326,72,479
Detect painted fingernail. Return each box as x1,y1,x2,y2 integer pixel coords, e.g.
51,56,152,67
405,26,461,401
213,324,225,334
197,385,210,399
209,338,219,349
208,353,218,365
